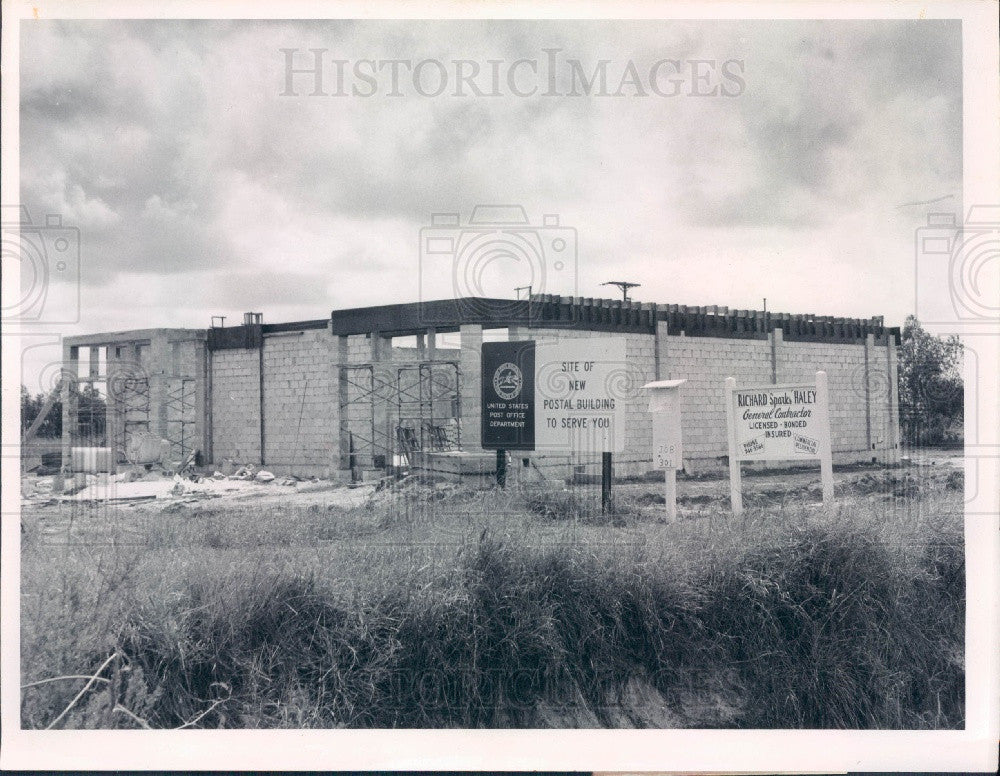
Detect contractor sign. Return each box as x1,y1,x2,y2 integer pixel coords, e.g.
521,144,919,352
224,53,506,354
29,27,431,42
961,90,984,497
724,371,834,514
729,383,827,460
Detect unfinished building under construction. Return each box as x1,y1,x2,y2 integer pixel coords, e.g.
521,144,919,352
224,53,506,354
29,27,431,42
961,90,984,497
60,295,901,478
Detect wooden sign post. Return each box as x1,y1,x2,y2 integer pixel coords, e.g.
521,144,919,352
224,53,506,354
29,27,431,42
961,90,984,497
725,371,834,516
643,379,686,522
724,377,744,515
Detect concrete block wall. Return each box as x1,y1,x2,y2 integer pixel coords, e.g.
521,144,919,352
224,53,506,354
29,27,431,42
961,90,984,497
778,339,870,460
500,323,899,475
875,336,900,463
848,332,902,464
261,330,338,476
69,315,900,478
391,346,423,362
659,329,774,471
63,330,208,470
459,325,483,450
345,333,372,364
659,328,899,470
210,348,261,464
170,338,202,379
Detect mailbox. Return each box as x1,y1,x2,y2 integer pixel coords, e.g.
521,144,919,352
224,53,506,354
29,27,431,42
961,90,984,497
643,379,686,522
643,379,686,470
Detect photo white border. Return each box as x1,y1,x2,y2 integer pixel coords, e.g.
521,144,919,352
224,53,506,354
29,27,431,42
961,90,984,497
2,0,997,771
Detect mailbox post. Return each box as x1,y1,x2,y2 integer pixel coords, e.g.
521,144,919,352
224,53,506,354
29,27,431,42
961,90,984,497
643,379,686,522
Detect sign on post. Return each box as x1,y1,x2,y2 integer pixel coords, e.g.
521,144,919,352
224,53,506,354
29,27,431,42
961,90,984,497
724,371,834,515
482,338,629,453
534,338,627,454
481,340,536,450
643,379,686,522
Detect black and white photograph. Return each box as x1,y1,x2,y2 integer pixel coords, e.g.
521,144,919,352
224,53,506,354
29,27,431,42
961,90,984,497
1,0,997,772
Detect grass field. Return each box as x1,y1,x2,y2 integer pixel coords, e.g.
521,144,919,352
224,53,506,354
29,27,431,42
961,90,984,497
20,461,965,729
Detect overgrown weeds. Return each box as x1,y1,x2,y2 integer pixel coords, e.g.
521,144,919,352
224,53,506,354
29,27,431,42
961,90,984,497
519,485,644,526
21,486,964,729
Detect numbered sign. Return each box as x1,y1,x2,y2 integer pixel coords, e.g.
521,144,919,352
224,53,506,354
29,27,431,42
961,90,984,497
645,379,685,469
644,379,686,522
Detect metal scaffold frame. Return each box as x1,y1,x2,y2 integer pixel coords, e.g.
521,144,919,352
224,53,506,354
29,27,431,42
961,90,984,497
113,371,150,462
165,377,196,460
339,360,462,471
339,364,383,470
395,361,461,460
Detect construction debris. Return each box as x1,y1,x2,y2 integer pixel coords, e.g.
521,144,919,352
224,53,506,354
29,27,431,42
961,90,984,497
20,454,343,510
124,431,166,465
177,449,201,476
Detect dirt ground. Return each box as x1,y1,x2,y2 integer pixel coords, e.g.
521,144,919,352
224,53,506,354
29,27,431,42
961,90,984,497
20,448,964,543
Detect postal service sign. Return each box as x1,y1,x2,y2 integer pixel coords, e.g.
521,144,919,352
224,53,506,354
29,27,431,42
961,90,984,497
482,338,629,452
481,340,536,450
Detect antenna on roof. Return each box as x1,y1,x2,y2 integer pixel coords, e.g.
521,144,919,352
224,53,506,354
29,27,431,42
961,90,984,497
601,281,641,302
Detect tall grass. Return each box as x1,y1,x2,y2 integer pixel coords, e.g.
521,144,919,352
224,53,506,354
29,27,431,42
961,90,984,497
21,483,964,729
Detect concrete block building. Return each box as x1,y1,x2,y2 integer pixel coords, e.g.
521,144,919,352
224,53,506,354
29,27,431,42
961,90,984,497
60,295,901,477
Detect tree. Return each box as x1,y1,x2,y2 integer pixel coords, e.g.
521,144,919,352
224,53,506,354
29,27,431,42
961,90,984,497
21,385,62,438
20,383,107,441
76,384,108,442
897,316,963,447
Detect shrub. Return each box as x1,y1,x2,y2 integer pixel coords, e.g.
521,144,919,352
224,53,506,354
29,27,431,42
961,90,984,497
22,495,964,729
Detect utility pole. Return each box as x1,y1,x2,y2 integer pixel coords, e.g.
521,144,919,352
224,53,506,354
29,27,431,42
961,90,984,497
601,281,641,302
514,285,532,300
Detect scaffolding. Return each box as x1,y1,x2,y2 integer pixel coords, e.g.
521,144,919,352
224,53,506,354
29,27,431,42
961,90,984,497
165,377,196,460
340,360,462,471
112,367,150,463
340,364,382,469
395,361,461,460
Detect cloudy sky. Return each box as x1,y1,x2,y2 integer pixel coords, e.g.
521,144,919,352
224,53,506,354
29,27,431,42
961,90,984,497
17,18,960,388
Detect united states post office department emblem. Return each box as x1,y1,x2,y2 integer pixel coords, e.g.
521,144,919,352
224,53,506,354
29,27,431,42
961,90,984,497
493,362,523,401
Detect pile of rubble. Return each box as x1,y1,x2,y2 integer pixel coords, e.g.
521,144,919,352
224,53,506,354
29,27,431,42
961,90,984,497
20,453,324,507
211,460,305,487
